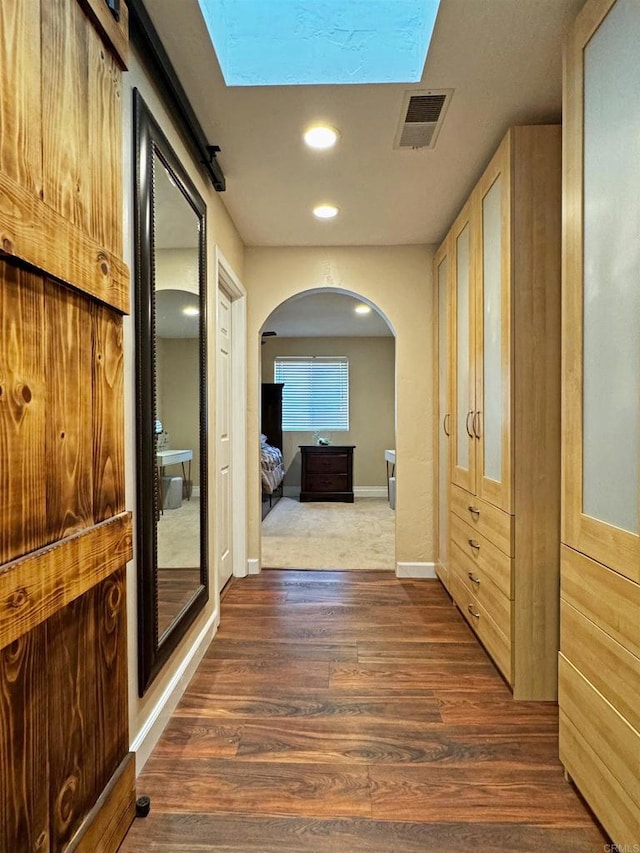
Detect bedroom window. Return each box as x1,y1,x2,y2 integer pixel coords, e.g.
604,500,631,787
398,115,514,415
274,356,349,431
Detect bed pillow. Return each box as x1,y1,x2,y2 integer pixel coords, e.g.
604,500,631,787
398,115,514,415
260,433,268,446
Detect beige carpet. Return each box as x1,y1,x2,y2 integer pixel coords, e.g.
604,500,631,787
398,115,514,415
157,497,200,568
261,497,395,571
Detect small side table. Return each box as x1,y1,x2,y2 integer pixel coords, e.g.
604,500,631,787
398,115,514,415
299,445,355,502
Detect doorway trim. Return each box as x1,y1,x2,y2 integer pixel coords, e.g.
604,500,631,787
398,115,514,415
214,247,248,580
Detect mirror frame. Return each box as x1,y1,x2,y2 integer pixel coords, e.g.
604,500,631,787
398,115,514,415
133,89,209,695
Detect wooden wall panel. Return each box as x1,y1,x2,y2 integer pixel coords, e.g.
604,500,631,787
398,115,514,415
41,0,90,236
48,593,98,850
87,38,123,257
92,305,125,521
0,513,132,651
0,262,47,564
94,568,128,790
0,0,43,196
45,281,94,540
0,626,49,853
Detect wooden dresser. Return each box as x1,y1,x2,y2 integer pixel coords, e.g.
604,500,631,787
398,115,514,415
299,445,355,502
435,125,562,700
558,0,640,844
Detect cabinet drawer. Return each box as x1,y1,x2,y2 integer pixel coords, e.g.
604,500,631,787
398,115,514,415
304,452,350,474
450,542,512,635
449,568,512,684
561,600,640,734
450,484,514,556
559,655,640,811
561,545,640,659
450,512,513,598
305,473,348,492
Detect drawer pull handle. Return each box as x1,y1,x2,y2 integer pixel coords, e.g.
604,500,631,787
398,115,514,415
468,505,480,515
468,539,480,550
465,410,474,438
467,572,480,585
467,604,480,619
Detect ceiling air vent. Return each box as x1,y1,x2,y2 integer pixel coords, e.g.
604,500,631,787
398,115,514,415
394,89,453,150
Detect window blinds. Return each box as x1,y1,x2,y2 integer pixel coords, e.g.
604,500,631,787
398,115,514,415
274,356,349,431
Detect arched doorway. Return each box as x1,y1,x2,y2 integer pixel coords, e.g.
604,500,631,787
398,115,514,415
259,289,396,570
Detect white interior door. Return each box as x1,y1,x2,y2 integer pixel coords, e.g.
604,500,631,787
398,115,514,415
217,287,233,588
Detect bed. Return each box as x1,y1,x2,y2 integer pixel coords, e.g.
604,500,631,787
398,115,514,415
261,383,285,519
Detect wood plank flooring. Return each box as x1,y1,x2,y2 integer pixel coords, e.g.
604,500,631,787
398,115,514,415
120,570,608,852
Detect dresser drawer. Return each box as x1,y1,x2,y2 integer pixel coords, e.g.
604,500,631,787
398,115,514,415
450,484,514,556
561,600,640,735
450,512,513,599
305,473,347,492
450,542,512,636
559,655,640,811
450,568,512,683
304,452,350,475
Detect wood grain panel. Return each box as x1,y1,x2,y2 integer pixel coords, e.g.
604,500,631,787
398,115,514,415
0,626,49,853
0,262,47,565
0,172,129,314
41,0,90,237
87,34,123,256
561,544,640,659
92,305,125,520
0,0,42,195
48,592,98,850
45,280,94,540
0,512,132,649
448,568,512,684
558,655,640,808
72,753,136,853
450,484,514,557
511,124,562,704
449,541,512,633
450,512,513,598
560,710,640,847
561,600,640,733
94,569,129,789
77,0,129,70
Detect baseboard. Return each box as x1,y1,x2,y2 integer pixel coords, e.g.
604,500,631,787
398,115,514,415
190,486,200,498
247,557,260,575
354,486,388,498
130,611,217,772
396,561,437,578
283,485,299,498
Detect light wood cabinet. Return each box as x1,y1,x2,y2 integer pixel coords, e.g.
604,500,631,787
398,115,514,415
438,125,562,700
560,0,640,844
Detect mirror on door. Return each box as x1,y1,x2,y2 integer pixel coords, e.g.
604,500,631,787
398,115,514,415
133,90,209,695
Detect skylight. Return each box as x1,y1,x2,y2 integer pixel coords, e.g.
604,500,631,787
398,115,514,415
197,0,441,87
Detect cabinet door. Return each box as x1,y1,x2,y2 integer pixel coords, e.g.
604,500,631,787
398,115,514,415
563,0,640,582
434,238,451,575
475,137,512,513
450,203,476,494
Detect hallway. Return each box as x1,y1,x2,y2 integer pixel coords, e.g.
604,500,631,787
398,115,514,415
120,570,606,852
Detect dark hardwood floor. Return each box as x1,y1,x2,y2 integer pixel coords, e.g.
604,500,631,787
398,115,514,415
120,570,607,852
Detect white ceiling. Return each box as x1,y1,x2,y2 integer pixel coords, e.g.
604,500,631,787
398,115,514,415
143,0,584,248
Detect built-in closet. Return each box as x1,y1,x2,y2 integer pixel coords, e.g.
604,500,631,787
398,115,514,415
435,125,561,701
559,0,640,843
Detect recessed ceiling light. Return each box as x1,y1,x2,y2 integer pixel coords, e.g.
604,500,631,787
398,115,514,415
313,204,339,220
183,306,199,317
304,125,339,150
355,304,371,315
